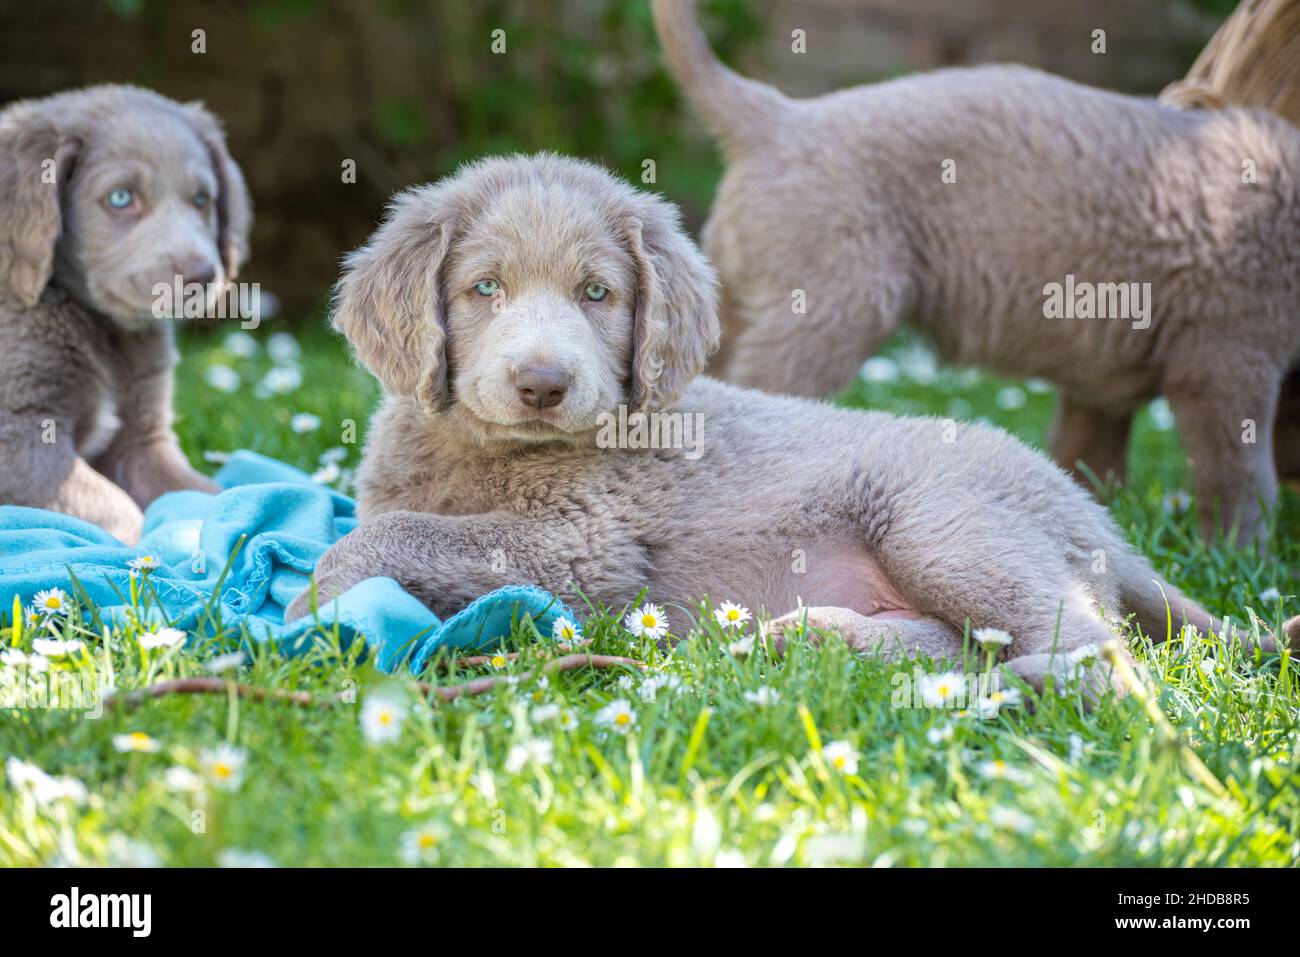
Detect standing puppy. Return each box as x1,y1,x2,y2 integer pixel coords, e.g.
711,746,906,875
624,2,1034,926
0,85,251,543
652,0,1300,547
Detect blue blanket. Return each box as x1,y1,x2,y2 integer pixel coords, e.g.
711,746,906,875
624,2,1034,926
0,451,573,673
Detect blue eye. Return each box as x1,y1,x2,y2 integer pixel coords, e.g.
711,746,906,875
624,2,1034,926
193,191,211,209
106,188,134,209
583,283,608,302
474,279,500,297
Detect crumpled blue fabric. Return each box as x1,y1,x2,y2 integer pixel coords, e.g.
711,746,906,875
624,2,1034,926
0,450,574,673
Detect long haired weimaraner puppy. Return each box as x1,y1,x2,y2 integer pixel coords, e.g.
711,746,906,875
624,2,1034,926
286,154,1298,694
652,0,1300,548
0,85,251,543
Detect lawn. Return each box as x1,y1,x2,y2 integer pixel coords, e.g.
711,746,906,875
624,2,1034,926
1,322,1297,867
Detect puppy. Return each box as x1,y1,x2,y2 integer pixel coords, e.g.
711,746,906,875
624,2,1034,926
0,85,252,544
652,0,1300,547
285,154,1298,693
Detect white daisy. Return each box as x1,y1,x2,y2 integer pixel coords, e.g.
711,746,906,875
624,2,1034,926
399,822,448,865
127,554,162,574
290,412,321,433
976,687,1023,718
113,732,161,754
200,744,247,791
596,699,637,734
360,692,408,744
204,651,246,673
1197,657,1217,677
5,758,87,806
728,635,756,658
319,446,348,464
557,709,579,732
624,602,669,640
551,616,581,647
823,740,859,776
31,588,70,617
989,806,1034,834
259,365,302,395
926,723,954,745
714,601,751,631
1259,587,1281,604
205,364,241,393
164,766,203,793
973,627,1013,651
743,686,780,708
1,649,48,673
266,331,301,364
32,637,83,658
139,628,186,651
504,738,554,774
487,649,510,670
920,671,967,708
223,330,259,358
977,759,1031,785
531,703,561,723
311,461,341,484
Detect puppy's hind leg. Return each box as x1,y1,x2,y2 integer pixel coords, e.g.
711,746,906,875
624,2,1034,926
1049,394,1133,488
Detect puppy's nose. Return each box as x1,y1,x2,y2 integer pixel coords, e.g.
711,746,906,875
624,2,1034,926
176,259,217,288
514,365,570,409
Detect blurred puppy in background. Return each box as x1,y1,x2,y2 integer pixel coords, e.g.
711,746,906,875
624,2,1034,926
0,85,251,543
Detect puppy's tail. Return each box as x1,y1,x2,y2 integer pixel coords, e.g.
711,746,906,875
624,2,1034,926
651,0,790,152
1116,552,1300,653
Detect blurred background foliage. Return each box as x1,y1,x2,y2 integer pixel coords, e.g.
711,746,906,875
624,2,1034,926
0,0,1226,320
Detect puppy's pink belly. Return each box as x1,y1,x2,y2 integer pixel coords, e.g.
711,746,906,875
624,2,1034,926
771,543,918,618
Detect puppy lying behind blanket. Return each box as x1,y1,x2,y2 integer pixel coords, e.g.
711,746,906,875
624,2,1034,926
652,0,1300,548
285,154,1298,692
0,85,251,544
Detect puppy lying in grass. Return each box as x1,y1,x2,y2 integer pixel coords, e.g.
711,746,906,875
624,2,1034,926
0,85,250,544
652,0,1300,548
286,153,1298,695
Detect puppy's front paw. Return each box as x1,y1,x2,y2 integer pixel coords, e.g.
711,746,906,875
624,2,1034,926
762,606,853,654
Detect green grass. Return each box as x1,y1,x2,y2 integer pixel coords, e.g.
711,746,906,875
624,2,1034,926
1,325,1297,867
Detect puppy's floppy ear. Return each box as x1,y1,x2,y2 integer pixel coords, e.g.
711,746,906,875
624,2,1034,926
332,184,458,413
625,193,719,412
0,109,80,307
183,102,253,280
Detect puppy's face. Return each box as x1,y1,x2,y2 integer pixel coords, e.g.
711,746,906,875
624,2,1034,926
55,109,226,328
333,154,720,446
444,192,636,441
0,86,252,326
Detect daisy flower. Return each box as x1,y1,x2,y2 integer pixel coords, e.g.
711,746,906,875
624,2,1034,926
31,588,69,617
920,671,967,708
714,601,751,631
823,740,859,776
200,744,248,791
128,554,162,574
743,686,780,708
205,364,241,393
487,649,510,670
223,330,259,358
596,699,637,734
5,758,87,806
624,602,669,640
977,759,1031,785
259,365,302,395
531,703,561,723
505,738,554,774
926,723,954,745
728,635,756,658
290,413,321,433
2,649,48,673
976,687,1022,718
1259,587,1281,604
989,806,1034,834
399,822,448,865
1197,658,1217,677
113,732,161,754
164,766,203,793
557,709,579,732
311,462,341,484
204,651,246,673
32,637,83,658
360,692,408,744
551,616,581,647
139,628,186,651
973,627,1013,651
267,332,301,364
